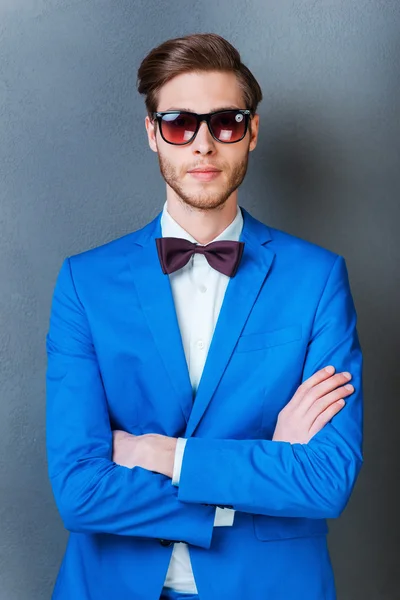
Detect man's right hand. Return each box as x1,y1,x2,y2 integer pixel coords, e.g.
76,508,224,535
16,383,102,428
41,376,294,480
272,366,354,444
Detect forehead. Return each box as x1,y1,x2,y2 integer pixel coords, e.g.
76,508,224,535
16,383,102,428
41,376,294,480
157,71,245,113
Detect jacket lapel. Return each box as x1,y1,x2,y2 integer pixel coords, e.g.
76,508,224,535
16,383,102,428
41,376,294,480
127,214,194,424
184,209,275,437
126,206,275,435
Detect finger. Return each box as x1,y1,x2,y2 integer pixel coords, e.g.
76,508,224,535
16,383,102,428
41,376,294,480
290,366,336,408
306,383,354,421
308,399,346,438
299,372,353,414
312,371,352,401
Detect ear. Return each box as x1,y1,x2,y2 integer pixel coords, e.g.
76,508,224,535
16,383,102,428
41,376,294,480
145,116,158,153
249,113,260,152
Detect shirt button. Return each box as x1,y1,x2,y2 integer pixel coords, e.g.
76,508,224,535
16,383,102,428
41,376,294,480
198,284,207,293
197,340,204,350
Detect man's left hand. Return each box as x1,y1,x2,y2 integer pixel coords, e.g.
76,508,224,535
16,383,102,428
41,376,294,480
112,430,178,479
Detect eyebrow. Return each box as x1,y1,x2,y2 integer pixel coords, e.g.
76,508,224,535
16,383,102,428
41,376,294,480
163,105,242,112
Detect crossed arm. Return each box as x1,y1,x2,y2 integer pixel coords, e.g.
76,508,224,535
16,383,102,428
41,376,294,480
112,365,355,484
46,254,363,544
172,256,363,519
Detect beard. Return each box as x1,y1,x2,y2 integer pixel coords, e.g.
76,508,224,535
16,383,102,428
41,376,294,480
156,145,250,213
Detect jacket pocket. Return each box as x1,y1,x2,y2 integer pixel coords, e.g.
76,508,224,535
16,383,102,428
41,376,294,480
236,324,302,353
253,514,328,541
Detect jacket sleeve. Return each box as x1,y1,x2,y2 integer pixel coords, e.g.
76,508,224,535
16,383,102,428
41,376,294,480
176,255,364,519
46,257,215,548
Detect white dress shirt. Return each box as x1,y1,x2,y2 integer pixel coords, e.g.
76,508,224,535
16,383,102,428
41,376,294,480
160,199,243,594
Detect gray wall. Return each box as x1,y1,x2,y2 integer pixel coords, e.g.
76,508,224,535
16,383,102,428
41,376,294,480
1,1,399,598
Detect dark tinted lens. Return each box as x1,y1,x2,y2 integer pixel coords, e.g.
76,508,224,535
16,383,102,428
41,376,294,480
209,111,247,142
160,112,198,144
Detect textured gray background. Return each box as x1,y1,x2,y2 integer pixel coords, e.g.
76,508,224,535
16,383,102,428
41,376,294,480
1,1,399,598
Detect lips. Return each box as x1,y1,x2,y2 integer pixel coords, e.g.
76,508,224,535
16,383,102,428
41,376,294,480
189,170,222,181
188,167,221,173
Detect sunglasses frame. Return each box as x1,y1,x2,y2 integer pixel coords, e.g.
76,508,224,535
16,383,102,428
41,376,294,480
151,109,252,145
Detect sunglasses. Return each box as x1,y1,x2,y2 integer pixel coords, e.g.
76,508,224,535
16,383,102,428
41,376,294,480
152,109,252,145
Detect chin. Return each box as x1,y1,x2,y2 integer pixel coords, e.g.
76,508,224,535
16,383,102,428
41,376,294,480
183,196,229,210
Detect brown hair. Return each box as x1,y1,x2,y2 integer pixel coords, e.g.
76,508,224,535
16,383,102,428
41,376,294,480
136,33,263,122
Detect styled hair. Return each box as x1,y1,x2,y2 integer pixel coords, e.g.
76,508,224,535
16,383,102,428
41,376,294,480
136,33,263,121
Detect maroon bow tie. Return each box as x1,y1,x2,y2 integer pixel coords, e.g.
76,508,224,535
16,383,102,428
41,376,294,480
155,237,245,278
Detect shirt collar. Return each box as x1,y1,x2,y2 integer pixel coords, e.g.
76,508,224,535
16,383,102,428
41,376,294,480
160,200,243,243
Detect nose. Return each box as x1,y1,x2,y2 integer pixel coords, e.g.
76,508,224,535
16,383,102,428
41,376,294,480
191,120,216,155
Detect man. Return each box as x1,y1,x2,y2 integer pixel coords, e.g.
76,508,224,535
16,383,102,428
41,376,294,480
46,33,363,600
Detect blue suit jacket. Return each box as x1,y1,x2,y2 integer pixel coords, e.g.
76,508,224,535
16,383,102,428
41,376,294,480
46,205,363,600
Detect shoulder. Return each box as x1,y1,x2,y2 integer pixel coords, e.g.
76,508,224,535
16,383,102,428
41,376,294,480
268,224,339,259
244,207,341,273
264,223,345,285
66,218,152,275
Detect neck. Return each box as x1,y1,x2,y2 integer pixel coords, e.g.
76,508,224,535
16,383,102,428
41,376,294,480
165,195,238,245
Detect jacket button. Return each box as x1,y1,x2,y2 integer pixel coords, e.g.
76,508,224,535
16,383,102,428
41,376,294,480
159,539,173,547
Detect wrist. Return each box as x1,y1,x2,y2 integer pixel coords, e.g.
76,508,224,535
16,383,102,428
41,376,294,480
150,435,178,478
166,438,178,478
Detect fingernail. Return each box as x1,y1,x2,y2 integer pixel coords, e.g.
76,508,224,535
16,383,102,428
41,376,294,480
344,384,354,391
343,372,351,380
325,366,335,374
